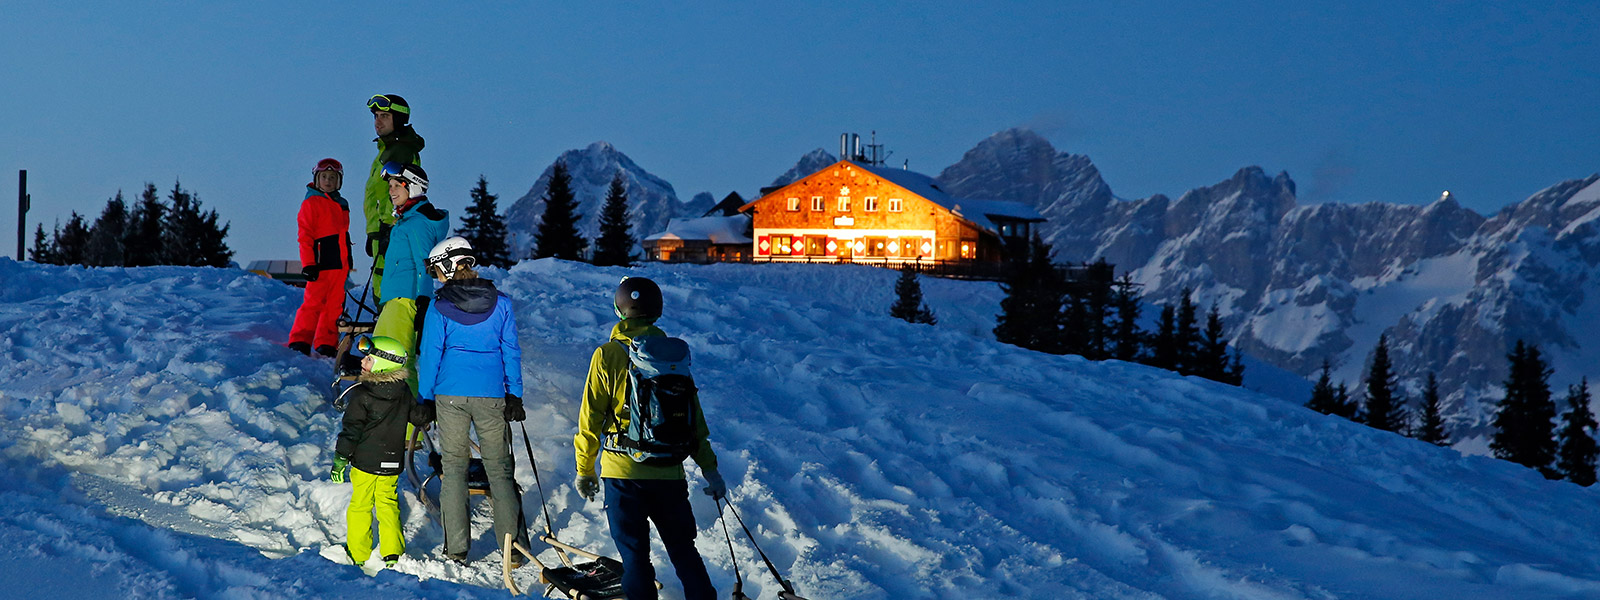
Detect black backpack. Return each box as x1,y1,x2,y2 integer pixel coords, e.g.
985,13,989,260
603,336,700,466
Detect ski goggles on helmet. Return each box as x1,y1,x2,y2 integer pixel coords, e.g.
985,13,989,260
356,335,407,365
367,95,411,114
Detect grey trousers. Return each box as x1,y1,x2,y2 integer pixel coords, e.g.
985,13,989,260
436,394,523,557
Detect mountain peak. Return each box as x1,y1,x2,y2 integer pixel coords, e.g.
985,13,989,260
768,148,839,188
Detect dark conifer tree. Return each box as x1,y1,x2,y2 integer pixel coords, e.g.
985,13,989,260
28,223,58,264
890,266,937,325
123,183,165,267
189,196,234,267
86,192,128,267
1224,349,1246,385
158,180,232,267
1362,334,1407,432
1074,259,1115,360
1307,359,1341,415
160,179,195,265
1491,340,1559,477
1198,304,1230,381
1174,290,1200,375
1415,372,1451,446
1109,275,1143,362
1148,304,1179,372
532,161,587,261
1557,378,1598,486
994,235,1062,353
1058,292,1089,357
1333,382,1357,420
454,175,514,269
55,212,91,266
592,171,638,267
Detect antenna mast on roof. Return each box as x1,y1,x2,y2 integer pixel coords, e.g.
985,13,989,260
841,131,893,166
864,131,892,167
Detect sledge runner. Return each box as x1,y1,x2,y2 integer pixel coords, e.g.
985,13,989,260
364,93,424,293
287,158,353,357
414,236,529,564
371,161,449,382
574,277,728,600
330,335,431,569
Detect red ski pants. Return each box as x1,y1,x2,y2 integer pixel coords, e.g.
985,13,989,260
289,269,349,348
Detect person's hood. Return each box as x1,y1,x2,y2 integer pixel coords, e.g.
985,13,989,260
357,368,411,401
304,185,349,210
396,200,449,229
608,318,664,344
436,278,504,325
375,125,425,151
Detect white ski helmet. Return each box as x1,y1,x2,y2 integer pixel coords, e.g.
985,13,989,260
427,236,476,279
380,161,428,199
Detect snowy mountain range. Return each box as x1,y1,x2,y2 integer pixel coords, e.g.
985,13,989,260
495,131,1600,447
5,258,1600,598
934,128,1600,447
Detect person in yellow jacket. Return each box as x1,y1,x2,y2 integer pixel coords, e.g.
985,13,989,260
574,277,724,600
364,93,424,292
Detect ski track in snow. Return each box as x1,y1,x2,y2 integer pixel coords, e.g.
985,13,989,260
2,258,1600,599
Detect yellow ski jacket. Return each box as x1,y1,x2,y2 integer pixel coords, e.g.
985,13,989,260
574,319,718,480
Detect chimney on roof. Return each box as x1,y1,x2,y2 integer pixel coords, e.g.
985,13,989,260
840,134,849,162
852,134,861,161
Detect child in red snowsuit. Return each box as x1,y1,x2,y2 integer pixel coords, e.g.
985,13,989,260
289,158,354,356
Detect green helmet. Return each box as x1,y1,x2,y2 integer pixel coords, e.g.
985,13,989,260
357,335,409,372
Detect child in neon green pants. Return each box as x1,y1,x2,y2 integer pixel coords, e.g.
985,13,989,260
331,335,433,567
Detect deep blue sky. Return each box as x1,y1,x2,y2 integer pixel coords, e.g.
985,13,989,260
4,2,1597,264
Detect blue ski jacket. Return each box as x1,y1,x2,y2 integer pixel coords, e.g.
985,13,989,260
377,198,449,304
416,278,524,401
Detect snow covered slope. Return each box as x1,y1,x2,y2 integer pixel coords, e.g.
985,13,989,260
2,258,1599,599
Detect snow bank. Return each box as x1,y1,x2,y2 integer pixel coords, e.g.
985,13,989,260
2,257,1598,599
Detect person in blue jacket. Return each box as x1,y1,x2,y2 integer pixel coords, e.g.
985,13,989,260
372,161,449,383
414,236,528,564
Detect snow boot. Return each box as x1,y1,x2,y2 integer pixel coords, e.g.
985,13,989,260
316,344,338,358
289,341,312,355
383,554,399,568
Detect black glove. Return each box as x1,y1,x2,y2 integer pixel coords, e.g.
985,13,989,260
413,399,436,425
365,233,379,257
504,394,525,422
413,296,431,332
302,266,320,282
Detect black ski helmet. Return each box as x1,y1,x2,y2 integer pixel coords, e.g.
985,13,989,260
367,93,411,127
614,277,662,321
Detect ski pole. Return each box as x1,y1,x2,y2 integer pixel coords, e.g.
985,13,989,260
721,497,806,598
715,501,748,600
518,421,556,537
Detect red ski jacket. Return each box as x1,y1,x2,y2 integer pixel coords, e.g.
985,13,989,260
298,185,353,272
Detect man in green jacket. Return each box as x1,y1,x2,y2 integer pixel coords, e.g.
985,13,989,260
574,277,725,600
365,93,425,292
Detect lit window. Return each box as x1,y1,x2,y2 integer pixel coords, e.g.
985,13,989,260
889,197,903,212
772,235,792,255
865,237,887,257
865,196,878,212
837,196,850,212
811,196,823,211
805,236,826,255
787,197,800,211
960,241,976,259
